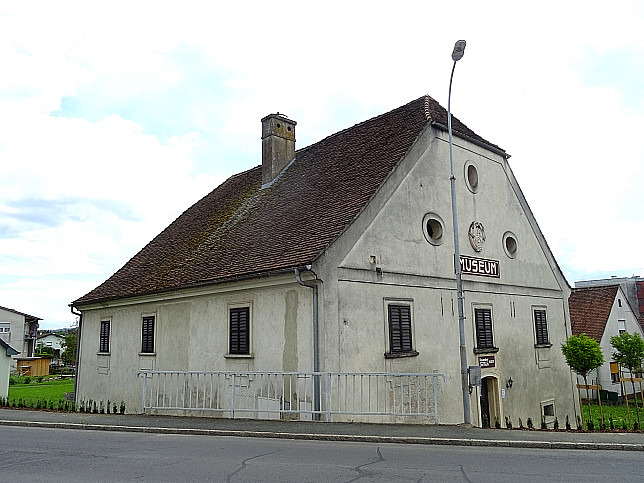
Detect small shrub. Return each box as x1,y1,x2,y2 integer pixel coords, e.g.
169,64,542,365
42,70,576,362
553,417,559,430
119,401,126,414
494,416,501,429
527,417,533,429
113,403,117,414
99,401,104,414
518,418,524,429
565,415,571,430
107,400,111,414
587,419,595,430
9,375,17,385
634,421,639,431
609,416,615,429
541,416,547,430
24,376,31,384
576,416,582,430
622,420,628,430
37,376,44,383
505,416,513,429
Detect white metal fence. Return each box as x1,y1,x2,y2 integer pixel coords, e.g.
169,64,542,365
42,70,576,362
137,371,446,424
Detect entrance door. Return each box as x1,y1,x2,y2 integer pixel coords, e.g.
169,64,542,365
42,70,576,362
480,378,490,427
480,377,498,428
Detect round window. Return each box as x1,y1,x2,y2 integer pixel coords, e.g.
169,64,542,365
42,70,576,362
464,161,479,193
423,213,445,246
503,231,518,258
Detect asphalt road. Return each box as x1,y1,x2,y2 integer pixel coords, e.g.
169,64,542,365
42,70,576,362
2,425,644,482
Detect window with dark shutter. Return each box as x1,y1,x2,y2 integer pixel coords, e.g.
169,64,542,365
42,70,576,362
99,320,110,353
475,308,494,350
534,309,549,345
388,304,413,354
141,316,155,353
229,307,250,355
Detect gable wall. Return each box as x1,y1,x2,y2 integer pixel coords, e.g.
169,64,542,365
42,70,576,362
315,126,578,425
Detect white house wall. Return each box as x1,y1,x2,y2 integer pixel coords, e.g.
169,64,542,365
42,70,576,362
314,125,578,426
76,275,314,413
0,307,25,372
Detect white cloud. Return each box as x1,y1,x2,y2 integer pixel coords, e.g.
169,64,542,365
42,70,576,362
1,1,643,328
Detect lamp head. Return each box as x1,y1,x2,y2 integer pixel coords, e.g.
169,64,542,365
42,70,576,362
452,40,467,61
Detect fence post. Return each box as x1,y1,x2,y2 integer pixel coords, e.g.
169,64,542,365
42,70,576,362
433,375,439,424
327,373,332,422
231,374,236,419
141,372,148,414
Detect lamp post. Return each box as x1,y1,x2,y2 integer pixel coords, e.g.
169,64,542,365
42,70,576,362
448,39,471,425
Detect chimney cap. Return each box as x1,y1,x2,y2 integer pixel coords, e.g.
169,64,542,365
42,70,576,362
261,112,296,124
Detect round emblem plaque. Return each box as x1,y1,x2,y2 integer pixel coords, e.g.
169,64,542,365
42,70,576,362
468,221,486,252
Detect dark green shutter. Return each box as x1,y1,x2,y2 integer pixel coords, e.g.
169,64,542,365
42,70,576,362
141,316,155,353
99,320,110,353
475,309,493,349
388,305,412,353
534,310,549,344
229,307,250,354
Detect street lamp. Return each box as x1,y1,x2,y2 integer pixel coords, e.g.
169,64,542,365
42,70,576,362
447,39,472,425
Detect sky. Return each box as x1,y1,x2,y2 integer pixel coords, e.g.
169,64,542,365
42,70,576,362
1,1,643,330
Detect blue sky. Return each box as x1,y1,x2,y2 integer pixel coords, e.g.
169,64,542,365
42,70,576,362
1,1,643,329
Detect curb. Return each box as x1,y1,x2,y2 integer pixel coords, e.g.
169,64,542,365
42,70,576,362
2,419,642,451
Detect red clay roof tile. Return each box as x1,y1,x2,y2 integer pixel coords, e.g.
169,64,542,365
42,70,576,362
73,96,503,305
568,286,619,342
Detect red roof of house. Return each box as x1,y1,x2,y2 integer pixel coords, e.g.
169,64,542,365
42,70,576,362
568,286,619,342
73,95,503,306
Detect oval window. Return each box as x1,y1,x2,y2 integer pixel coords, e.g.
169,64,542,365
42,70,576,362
423,213,445,246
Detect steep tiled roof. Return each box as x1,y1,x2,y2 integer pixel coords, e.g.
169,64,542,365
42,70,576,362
568,286,619,342
74,95,503,306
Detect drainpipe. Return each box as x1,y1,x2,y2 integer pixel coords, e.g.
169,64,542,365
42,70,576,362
69,305,82,404
295,266,320,420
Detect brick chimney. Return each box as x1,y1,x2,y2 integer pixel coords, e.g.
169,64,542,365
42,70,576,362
261,113,296,185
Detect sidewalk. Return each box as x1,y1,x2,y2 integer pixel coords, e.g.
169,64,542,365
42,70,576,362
1,408,642,451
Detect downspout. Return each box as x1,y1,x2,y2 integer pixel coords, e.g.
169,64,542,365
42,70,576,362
69,305,82,404
295,266,320,420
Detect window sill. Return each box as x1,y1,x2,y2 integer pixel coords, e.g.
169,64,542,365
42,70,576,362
534,343,552,349
224,353,254,359
138,352,156,356
384,351,419,359
473,347,499,354
97,352,111,356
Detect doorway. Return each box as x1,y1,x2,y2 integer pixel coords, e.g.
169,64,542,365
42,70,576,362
480,376,499,428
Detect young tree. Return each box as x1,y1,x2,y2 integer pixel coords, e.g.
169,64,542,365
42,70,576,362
610,332,644,426
61,326,78,368
561,333,604,426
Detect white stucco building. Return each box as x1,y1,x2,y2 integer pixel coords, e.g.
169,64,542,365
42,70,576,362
72,96,579,426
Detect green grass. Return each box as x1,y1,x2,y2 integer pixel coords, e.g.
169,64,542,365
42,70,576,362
581,401,644,430
6,378,74,408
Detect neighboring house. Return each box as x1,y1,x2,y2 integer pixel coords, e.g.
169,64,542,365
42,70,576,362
72,95,579,426
576,276,644,318
36,333,66,359
0,305,41,372
569,286,644,397
0,339,19,398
